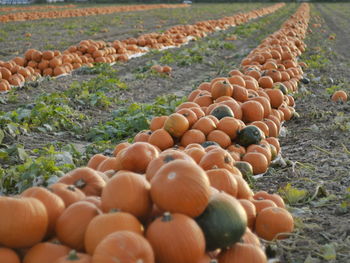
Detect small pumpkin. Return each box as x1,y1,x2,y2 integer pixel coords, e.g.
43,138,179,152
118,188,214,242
84,211,143,255
23,242,71,263
58,167,106,196
92,231,154,263
218,243,267,263
164,113,190,137
21,186,65,238
0,247,20,263
210,105,234,120
49,183,86,207
195,192,247,251
150,160,211,218
146,213,205,263
55,201,102,251
236,125,264,147
101,171,152,219
0,197,48,248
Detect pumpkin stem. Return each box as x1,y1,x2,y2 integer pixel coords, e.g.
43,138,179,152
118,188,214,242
109,208,122,213
164,155,175,163
162,212,172,222
75,179,86,189
67,185,76,191
67,250,79,260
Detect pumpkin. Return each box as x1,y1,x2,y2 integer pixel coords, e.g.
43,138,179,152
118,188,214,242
255,207,294,241
117,142,159,173
241,228,261,247
146,213,205,263
234,161,253,181
83,196,102,210
0,197,48,248
211,80,233,99
210,105,234,120
55,201,101,251
218,243,267,263
145,150,195,182
48,183,86,207
163,113,190,137
101,171,152,219
55,250,91,263
199,148,235,172
92,231,154,263
23,242,70,263
21,186,65,238
0,247,20,263
195,192,247,251
84,211,143,255
206,168,238,197
150,160,211,218
236,125,264,147
58,167,106,196
253,191,285,208
238,199,256,230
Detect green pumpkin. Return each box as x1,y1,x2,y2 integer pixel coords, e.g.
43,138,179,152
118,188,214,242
210,105,234,120
236,125,263,147
195,192,247,251
234,161,254,182
201,141,220,148
273,82,288,95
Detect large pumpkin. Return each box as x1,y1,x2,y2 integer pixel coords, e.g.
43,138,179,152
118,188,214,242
146,213,205,263
101,171,152,219
21,186,65,238
195,192,247,251
58,167,106,196
0,197,48,248
55,201,102,251
150,159,211,218
92,231,154,263
84,211,143,255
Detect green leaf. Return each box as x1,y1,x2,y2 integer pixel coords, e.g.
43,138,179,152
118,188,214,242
278,183,309,205
320,243,336,260
0,129,4,144
17,147,29,162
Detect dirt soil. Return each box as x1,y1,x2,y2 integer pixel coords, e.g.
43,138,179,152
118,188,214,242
0,3,265,61
254,3,350,263
1,4,296,152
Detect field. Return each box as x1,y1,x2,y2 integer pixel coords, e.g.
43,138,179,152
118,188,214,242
0,2,349,263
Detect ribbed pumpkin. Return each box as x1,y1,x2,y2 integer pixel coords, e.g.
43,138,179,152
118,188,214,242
163,113,190,137
23,242,71,263
84,211,143,255
241,228,261,247
206,168,238,197
218,243,267,263
146,213,205,263
0,247,20,263
21,186,65,238
195,192,247,251
145,150,195,182
150,160,211,218
117,142,159,173
58,167,106,196
48,183,86,207
101,171,152,219
55,201,102,251
0,197,48,248
92,231,154,263
55,250,91,263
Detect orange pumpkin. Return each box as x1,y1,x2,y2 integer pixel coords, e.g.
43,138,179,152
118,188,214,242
55,201,101,251
218,243,267,263
146,213,205,263
48,183,86,207
0,247,20,263
23,242,70,263
101,171,152,219
92,231,154,263
164,113,190,137
0,197,48,248
150,160,211,218
84,211,143,255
